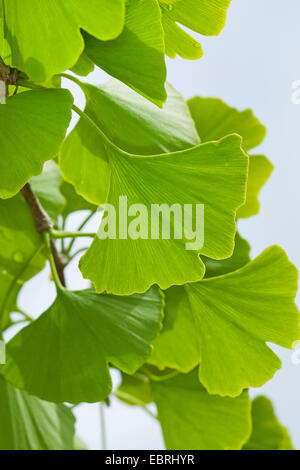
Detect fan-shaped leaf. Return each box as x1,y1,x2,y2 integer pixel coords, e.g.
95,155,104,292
152,370,251,450
0,376,75,450
243,396,293,450
159,0,231,60
188,96,273,218
2,0,125,82
0,89,73,199
84,0,167,105
149,246,300,396
2,287,163,404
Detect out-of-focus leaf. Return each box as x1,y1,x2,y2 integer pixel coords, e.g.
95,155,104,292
152,370,251,450
159,0,231,60
3,287,163,404
243,396,293,450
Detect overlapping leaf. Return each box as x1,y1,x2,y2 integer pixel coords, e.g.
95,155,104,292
60,79,200,204
152,370,251,450
202,232,250,278
243,396,293,450
188,96,273,218
2,287,163,404
0,376,75,450
159,0,231,60
149,246,300,396
2,0,125,82
0,89,72,199
30,162,66,223
84,0,167,105
0,195,46,331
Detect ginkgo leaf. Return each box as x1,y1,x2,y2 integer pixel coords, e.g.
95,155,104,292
79,135,248,295
70,51,95,77
188,96,273,218
202,232,250,278
84,0,167,105
30,162,66,223
59,79,200,205
159,0,231,60
0,89,73,199
237,155,273,219
243,396,293,450
0,376,75,450
2,287,164,404
0,195,46,331
188,96,266,152
151,370,251,450
61,182,97,217
117,373,153,407
149,246,300,397
2,0,125,82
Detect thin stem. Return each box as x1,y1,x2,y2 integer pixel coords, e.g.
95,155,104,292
43,232,65,292
66,211,96,254
14,307,34,323
50,229,96,240
99,402,107,451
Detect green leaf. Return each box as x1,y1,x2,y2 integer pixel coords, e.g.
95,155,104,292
237,155,273,219
151,370,251,450
188,96,266,151
59,79,200,205
159,0,231,60
243,396,293,450
0,195,46,331
70,51,95,77
2,287,164,404
30,162,66,223
3,0,125,82
117,373,153,407
202,232,251,278
0,376,75,450
61,182,97,217
149,246,300,396
188,96,273,218
84,0,167,105
79,135,247,295
0,89,73,199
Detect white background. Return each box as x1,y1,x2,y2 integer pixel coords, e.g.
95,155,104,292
13,0,300,449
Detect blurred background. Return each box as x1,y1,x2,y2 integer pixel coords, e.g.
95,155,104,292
8,0,300,449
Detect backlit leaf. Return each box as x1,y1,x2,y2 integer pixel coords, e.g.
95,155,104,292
0,89,73,199
3,287,163,404
159,0,231,60
149,246,300,396
2,0,125,82
243,396,293,450
84,0,167,105
188,96,273,218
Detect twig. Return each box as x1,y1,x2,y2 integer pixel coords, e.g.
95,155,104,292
21,183,67,287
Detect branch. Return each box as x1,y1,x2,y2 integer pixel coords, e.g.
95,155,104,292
21,183,68,287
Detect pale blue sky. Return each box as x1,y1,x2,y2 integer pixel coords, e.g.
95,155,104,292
14,0,300,449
